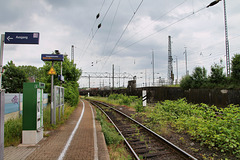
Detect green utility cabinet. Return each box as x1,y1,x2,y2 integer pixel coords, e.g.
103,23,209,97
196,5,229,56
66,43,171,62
22,82,45,144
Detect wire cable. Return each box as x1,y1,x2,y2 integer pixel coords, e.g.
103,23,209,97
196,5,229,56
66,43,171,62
113,6,206,56
102,0,144,67
80,0,115,63
118,0,188,47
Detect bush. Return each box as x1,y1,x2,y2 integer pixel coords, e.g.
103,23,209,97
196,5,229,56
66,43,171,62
134,99,145,112
4,117,22,146
148,99,240,157
180,75,192,90
63,81,79,106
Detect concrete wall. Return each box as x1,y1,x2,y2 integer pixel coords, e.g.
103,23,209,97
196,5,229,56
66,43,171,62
4,93,48,122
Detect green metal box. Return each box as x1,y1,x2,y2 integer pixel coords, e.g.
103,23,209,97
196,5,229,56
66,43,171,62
23,82,45,130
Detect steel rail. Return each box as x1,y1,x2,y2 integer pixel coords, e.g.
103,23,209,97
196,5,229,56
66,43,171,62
96,100,198,160
90,101,140,160
90,100,198,160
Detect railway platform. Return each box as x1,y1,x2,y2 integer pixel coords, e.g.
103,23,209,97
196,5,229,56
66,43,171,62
4,99,110,160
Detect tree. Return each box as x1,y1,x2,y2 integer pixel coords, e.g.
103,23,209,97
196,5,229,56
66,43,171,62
191,67,207,88
180,75,193,90
38,55,81,106
231,54,240,82
19,65,39,81
2,61,29,93
209,63,226,84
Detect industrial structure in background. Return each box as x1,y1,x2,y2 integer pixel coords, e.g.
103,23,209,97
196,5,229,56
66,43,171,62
168,36,174,85
80,71,134,89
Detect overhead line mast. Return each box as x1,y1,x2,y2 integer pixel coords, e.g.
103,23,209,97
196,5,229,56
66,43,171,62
168,36,173,85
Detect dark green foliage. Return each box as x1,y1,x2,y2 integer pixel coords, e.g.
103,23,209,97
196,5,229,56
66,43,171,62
63,81,80,106
180,75,192,90
231,54,240,82
209,64,226,84
38,56,81,106
96,109,123,145
134,100,145,112
108,94,144,112
19,65,39,80
191,67,207,88
2,61,28,93
180,54,240,89
148,99,240,157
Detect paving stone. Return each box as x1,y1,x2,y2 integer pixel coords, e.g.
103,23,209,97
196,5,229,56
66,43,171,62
4,100,110,160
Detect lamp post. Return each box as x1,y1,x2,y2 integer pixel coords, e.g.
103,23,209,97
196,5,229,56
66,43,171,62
207,0,230,77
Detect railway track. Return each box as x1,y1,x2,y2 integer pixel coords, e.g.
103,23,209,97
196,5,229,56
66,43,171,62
89,100,198,160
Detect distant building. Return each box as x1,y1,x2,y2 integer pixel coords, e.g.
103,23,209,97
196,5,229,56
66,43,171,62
28,76,35,82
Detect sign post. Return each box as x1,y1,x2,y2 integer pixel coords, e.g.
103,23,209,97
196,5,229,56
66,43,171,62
0,91,5,160
0,32,39,157
142,90,147,107
42,53,64,125
50,62,55,124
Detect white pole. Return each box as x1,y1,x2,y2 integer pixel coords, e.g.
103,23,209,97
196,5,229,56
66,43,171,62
142,90,147,107
0,34,5,89
0,34,5,160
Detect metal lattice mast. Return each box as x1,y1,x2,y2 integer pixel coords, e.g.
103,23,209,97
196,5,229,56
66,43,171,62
71,45,74,63
223,0,230,77
168,36,173,85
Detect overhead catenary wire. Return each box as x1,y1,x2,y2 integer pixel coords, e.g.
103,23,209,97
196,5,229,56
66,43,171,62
96,0,189,70
102,0,144,68
78,0,106,64
98,0,122,69
80,0,115,63
118,0,188,47
112,6,207,56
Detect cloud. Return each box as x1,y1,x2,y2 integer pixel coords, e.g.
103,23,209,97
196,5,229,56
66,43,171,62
0,0,239,87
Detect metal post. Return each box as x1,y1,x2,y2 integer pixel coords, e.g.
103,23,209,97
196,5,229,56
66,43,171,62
152,50,154,86
51,61,55,125
184,47,188,75
60,61,62,120
88,75,90,89
62,88,64,116
119,66,120,88
0,34,5,160
112,64,114,91
142,90,147,107
145,69,147,87
0,90,5,160
175,56,178,84
223,0,230,77
109,73,110,88
60,62,62,87
0,34,5,89
19,93,21,118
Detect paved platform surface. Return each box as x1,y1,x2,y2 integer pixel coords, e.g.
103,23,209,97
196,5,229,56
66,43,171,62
4,100,110,160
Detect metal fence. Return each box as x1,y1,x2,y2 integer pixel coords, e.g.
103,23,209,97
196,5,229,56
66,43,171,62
54,86,64,122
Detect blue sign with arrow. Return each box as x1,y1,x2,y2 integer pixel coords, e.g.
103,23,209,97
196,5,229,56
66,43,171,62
4,32,40,44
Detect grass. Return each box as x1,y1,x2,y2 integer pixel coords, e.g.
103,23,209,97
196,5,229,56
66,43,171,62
4,117,22,146
4,102,77,147
43,103,76,130
86,94,144,112
95,107,131,159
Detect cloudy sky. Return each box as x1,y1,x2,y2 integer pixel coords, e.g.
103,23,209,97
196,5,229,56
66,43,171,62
0,0,240,88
